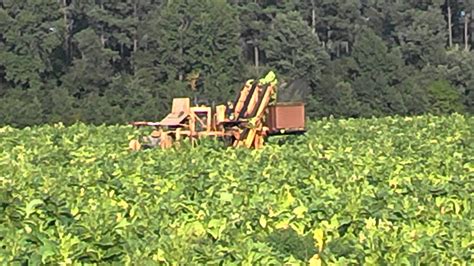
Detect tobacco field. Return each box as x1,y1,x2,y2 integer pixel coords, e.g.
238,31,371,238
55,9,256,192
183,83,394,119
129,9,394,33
0,114,473,265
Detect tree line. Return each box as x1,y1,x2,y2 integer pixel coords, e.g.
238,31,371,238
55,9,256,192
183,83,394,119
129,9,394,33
0,0,473,127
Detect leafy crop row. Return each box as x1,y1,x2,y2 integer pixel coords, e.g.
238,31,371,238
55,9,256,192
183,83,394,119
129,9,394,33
0,114,473,264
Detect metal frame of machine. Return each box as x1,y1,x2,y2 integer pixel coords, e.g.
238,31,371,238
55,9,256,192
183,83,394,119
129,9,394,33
128,71,306,150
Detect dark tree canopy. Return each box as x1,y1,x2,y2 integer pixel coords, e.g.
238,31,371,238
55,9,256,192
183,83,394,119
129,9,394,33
0,0,473,127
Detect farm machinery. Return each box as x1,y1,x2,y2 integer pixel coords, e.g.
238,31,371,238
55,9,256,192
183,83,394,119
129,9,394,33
128,71,306,150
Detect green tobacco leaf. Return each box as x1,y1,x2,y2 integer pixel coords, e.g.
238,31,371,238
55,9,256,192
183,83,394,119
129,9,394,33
293,205,308,219
220,192,233,202
207,218,227,240
25,199,44,218
0,115,471,264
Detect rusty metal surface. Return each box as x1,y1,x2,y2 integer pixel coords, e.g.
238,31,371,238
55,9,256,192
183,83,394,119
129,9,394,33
160,98,191,126
171,98,190,114
266,102,305,131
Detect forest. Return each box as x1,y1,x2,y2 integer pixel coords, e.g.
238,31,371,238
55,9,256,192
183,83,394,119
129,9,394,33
0,0,473,127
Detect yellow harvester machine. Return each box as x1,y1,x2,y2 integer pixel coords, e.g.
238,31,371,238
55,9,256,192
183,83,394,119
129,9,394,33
128,71,306,150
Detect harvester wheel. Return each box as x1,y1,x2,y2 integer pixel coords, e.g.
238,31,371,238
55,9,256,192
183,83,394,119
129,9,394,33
221,136,236,147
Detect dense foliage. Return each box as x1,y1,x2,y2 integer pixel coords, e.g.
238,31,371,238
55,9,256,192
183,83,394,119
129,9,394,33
0,1,474,127
1,114,472,264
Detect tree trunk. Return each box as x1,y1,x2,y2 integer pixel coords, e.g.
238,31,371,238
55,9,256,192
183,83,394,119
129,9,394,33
254,44,259,75
100,0,106,48
61,0,70,60
133,38,138,53
311,0,316,35
133,0,138,52
465,13,470,51
448,3,452,48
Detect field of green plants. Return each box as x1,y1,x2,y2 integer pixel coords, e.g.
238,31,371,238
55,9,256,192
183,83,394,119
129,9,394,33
0,114,473,265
